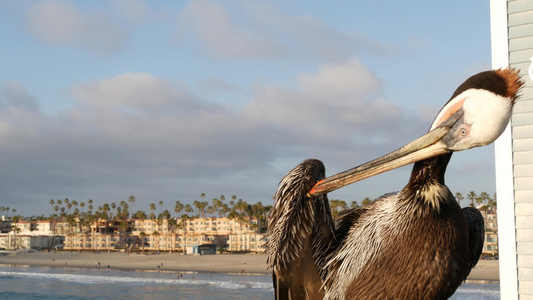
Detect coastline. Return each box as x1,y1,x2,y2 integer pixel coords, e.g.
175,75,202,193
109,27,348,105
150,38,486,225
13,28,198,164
0,251,499,281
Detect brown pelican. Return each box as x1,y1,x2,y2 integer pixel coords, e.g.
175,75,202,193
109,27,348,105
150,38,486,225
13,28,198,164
305,68,524,299
267,159,335,300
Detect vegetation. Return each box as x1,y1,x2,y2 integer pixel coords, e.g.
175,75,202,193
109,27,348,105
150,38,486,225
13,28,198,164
1,191,498,231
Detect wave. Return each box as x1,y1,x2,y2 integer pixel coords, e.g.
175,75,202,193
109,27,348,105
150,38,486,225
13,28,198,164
0,271,272,291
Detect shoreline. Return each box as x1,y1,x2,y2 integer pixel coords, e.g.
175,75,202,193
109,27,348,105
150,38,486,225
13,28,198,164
0,251,499,282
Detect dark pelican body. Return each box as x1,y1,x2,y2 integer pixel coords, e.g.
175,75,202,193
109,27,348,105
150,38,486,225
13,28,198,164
267,159,335,300
322,154,483,299
267,68,524,300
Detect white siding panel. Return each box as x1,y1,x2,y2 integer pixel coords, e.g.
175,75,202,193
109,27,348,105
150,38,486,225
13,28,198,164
510,48,533,63
519,268,533,281
508,0,533,14
517,242,533,255
517,216,533,228
514,99,533,114
513,138,533,151
509,23,533,39
513,112,533,126
516,190,533,202
513,125,533,138
525,86,533,98
515,177,533,190
517,229,533,242
508,62,532,76
514,151,533,164
518,86,533,100
509,36,533,51
509,10,533,26
519,279,533,295
515,203,533,215
515,164,533,177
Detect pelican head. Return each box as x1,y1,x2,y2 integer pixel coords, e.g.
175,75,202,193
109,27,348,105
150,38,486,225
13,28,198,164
310,68,524,196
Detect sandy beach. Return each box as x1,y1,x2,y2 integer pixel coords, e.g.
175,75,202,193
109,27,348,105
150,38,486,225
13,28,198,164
0,251,499,281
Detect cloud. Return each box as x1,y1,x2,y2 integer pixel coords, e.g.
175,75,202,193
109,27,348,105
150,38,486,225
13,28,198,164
25,0,127,54
175,0,394,61
111,0,152,25
70,73,203,113
0,81,40,113
244,59,409,148
0,59,429,216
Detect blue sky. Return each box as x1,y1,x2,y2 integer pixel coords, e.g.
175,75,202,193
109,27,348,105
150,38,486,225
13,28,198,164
0,0,496,217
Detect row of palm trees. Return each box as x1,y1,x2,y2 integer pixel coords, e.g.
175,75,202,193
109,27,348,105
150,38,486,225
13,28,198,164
328,191,497,221
5,190,496,227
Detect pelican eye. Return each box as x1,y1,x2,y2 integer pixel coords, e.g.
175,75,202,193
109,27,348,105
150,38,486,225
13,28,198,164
460,128,468,136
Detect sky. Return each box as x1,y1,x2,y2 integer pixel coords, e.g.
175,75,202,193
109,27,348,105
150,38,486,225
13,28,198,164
0,0,497,217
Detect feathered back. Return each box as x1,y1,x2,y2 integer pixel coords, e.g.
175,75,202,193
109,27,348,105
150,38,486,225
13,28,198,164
267,159,328,272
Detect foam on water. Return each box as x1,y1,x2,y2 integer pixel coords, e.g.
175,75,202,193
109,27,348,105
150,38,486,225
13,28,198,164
0,267,500,299
0,270,272,290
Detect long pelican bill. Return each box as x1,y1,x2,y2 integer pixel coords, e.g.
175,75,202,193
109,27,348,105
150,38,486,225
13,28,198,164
308,111,463,197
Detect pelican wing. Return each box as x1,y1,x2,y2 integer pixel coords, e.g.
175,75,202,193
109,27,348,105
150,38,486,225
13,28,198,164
461,207,485,280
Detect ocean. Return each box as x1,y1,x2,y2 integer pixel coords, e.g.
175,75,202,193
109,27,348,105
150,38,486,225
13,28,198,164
0,266,499,299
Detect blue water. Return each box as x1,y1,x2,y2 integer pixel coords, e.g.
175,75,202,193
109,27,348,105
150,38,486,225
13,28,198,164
0,266,499,299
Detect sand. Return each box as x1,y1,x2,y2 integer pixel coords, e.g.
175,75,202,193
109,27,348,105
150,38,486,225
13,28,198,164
0,251,499,281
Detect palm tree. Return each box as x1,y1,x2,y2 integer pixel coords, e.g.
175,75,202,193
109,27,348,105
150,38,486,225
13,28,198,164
479,192,490,206
111,202,117,219
158,201,164,215
184,204,193,216
467,191,477,207
49,200,55,218
149,203,156,219
198,201,208,218
119,221,128,249
128,196,136,219
167,218,177,251
180,214,190,254
361,197,373,206
72,200,78,216
153,231,160,251
132,210,147,219
193,200,200,217
11,223,21,250
174,201,184,217
139,231,146,251
455,192,464,206
212,198,221,217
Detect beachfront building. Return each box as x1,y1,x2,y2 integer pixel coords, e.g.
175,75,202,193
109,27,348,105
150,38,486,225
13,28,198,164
18,216,264,253
0,234,62,250
491,1,533,298
481,209,499,255
0,220,11,233
227,232,266,253
0,220,62,250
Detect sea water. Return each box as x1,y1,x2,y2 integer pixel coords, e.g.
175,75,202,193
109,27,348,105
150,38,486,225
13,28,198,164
0,266,499,299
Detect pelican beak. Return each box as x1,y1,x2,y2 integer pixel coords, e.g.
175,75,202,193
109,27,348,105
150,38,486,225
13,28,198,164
308,111,463,196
